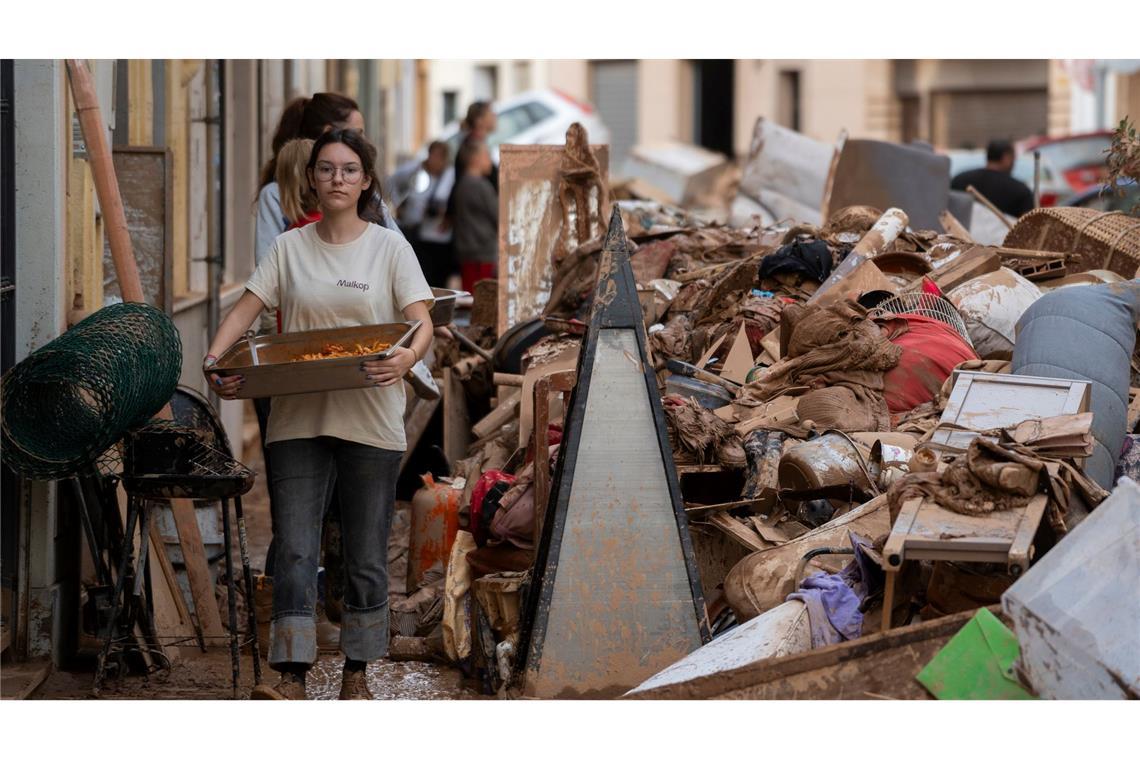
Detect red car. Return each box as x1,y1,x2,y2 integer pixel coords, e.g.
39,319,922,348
1017,131,1113,195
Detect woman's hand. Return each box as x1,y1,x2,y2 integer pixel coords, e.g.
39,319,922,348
202,356,244,400
361,346,417,387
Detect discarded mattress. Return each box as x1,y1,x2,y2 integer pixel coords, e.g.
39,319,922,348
624,599,811,697
1012,281,1140,488
723,495,891,621
1002,477,1140,699
948,268,1042,358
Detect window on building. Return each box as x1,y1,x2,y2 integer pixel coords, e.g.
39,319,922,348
474,65,498,102
514,61,531,93
778,70,802,133
442,90,458,126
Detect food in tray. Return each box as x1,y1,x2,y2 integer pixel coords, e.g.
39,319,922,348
295,339,393,362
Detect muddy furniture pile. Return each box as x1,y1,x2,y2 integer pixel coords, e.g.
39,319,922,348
404,120,1140,700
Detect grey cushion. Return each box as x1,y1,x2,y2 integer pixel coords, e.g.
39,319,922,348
1012,281,1140,488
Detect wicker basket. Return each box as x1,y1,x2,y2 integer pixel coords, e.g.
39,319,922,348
1004,207,1140,279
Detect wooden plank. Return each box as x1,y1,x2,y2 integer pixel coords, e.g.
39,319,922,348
442,368,471,469
939,209,973,242
497,144,609,336
170,500,226,642
493,372,524,387
919,245,1001,293
166,60,189,297
626,605,994,700
471,393,521,440
147,519,195,652
706,512,767,553
128,59,154,145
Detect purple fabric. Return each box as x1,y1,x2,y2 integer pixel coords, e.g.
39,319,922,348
786,532,881,648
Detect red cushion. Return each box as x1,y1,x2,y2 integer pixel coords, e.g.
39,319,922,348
883,314,977,414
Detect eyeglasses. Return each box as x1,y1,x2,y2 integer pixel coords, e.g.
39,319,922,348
314,163,363,184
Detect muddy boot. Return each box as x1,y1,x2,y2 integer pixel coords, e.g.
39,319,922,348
251,670,307,700
339,665,373,700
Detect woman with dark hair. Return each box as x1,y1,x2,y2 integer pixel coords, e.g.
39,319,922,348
206,129,434,700
255,93,364,270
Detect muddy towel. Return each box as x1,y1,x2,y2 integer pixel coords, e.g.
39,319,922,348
745,301,901,432
664,394,745,467
888,430,1107,535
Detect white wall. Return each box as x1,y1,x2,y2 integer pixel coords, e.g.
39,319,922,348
13,59,68,661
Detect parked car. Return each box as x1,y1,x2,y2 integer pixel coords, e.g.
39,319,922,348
944,149,1071,206
1061,179,1139,213
1017,131,1113,195
389,89,611,206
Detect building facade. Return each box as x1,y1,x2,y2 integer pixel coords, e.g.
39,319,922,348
0,58,413,667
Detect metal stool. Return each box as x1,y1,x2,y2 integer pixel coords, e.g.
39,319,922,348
94,422,261,697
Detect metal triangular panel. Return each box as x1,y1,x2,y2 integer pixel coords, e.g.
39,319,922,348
519,208,710,698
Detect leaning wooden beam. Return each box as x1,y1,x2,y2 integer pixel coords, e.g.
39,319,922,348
66,59,143,303
471,394,521,440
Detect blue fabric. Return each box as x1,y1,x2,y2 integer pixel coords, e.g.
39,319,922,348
787,532,881,648
266,436,401,666
788,572,862,648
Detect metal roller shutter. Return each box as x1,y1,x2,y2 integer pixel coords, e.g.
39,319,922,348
591,60,639,174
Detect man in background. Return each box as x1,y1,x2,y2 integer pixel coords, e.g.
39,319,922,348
394,140,453,286
951,139,1035,218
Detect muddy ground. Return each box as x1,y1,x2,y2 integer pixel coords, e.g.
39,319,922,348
33,406,484,700
35,650,485,700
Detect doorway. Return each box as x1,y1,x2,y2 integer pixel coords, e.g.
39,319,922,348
693,60,735,158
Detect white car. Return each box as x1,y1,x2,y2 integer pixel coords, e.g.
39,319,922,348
440,88,610,164
389,89,610,205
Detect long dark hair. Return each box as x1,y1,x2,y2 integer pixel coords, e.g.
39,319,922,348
258,92,361,190
307,128,383,218
461,101,492,132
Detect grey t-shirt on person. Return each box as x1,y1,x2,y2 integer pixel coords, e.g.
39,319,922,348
453,174,498,264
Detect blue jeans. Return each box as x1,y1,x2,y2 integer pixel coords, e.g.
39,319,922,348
265,436,401,667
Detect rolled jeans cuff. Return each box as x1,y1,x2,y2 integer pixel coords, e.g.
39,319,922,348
269,613,317,666
341,601,390,662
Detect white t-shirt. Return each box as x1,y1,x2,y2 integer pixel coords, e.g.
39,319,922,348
245,222,434,451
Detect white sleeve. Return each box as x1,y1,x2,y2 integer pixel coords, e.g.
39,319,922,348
392,242,435,312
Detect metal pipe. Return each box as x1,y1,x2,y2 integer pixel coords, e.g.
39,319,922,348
1033,150,1041,208
205,60,223,341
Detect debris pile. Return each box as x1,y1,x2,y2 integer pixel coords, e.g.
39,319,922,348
411,119,1140,700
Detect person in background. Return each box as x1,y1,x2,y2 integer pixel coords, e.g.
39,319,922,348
452,138,499,293
393,140,453,286
276,138,321,231
205,129,434,700
951,139,1035,218
455,101,498,189
444,101,499,249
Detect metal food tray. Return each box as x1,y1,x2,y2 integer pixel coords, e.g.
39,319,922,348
429,287,469,326
214,321,421,399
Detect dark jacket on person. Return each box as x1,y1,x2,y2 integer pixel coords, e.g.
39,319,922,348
950,168,1034,217
453,174,498,264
